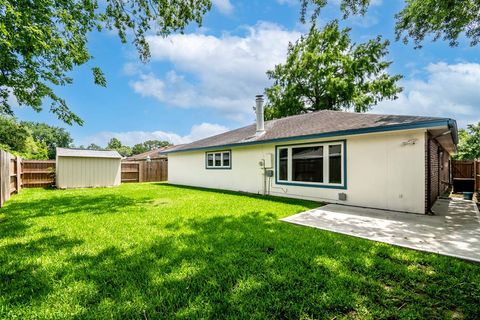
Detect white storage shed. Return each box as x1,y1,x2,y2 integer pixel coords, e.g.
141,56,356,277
56,148,122,189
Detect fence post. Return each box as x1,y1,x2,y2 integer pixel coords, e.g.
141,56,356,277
138,162,144,182
0,150,11,207
16,157,21,193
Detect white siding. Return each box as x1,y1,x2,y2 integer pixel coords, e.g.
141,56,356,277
168,129,427,214
56,157,121,189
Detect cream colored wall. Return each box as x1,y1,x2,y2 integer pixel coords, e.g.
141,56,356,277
168,129,427,214
56,157,121,189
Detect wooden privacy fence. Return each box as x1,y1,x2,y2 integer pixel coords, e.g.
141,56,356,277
451,160,480,192
0,150,56,207
121,159,168,183
1,150,168,207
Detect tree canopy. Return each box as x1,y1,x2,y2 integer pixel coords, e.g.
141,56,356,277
106,138,132,157
0,116,49,159
453,123,480,160
300,0,480,48
132,140,171,155
0,0,211,125
264,21,402,119
21,122,73,159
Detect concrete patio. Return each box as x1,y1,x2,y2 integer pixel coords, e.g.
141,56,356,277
282,198,480,262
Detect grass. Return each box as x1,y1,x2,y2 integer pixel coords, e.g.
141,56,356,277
0,183,479,319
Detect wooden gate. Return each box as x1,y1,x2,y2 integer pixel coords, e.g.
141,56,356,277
121,159,167,183
451,160,479,192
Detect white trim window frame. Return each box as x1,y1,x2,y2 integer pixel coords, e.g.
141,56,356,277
206,150,231,169
276,141,345,187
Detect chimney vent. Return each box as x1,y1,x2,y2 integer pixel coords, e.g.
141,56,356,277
255,95,265,134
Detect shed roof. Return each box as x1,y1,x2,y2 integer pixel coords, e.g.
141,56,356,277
56,148,122,159
164,110,457,153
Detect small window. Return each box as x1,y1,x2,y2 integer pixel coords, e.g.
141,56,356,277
206,150,231,169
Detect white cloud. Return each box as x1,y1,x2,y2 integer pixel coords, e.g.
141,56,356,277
212,0,234,15
129,22,301,123
82,123,229,147
374,62,480,128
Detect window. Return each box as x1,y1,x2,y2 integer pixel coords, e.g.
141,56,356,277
222,152,230,167
329,145,342,184
292,146,323,183
276,141,345,188
206,150,231,169
279,148,288,181
207,154,214,167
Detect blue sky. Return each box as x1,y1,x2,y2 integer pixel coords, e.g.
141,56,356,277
14,0,480,147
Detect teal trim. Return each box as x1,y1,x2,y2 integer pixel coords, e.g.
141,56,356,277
164,119,452,154
274,140,347,190
205,149,232,170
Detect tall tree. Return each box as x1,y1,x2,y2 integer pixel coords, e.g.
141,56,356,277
143,140,171,150
132,140,171,155
0,116,30,153
300,0,480,48
0,116,49,159
453,123,480,160
86,143,103,150
264,21,402,119
1,0,211,125
106,138,122,150
106,138,132,157
21,122,73,159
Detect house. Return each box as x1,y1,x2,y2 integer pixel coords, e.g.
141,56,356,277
56,148,122,189
164,95,457,214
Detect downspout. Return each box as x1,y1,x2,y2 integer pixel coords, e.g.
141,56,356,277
426,132,431,214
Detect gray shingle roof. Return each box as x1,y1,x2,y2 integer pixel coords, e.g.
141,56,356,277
56,148,122,159
165,110,454,153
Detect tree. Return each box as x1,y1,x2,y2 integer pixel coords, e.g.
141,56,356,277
132,143,149,155
453,123,480,160
106,138,122,150
1,0,211,125
0,116,30,153
132,140,171,155
143,140,171,150
264,21,402,119
0,116,49,159
21,122,73,159
106,138,132,157
86,143,103,150
300,0,480,48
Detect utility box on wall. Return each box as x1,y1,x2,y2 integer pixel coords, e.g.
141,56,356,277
264,153,273,168
56,148,122,189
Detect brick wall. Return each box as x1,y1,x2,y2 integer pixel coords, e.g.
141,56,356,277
426,134,451,212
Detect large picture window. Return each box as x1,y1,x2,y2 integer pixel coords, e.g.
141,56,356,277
206,150,231,169
276,141,345,188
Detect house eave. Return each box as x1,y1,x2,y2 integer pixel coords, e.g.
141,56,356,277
163,119,454,154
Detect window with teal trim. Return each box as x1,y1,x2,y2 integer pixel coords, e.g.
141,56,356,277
276,141,344,187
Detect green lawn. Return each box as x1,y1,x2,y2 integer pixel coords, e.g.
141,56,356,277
0,183,479,319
